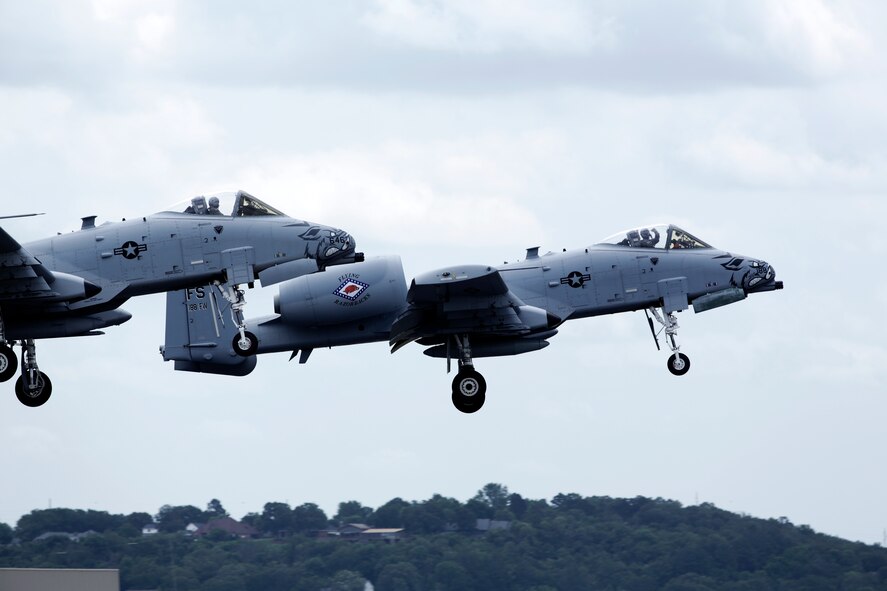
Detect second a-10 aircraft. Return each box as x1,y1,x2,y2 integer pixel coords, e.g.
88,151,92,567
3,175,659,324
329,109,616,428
1,191,359,407
162,223,783,413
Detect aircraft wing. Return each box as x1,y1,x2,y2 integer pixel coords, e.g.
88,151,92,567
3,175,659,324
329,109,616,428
389,265,548,353
0,226,58,301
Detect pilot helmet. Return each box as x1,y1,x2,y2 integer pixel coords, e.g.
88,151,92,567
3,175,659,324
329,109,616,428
208,196,220,208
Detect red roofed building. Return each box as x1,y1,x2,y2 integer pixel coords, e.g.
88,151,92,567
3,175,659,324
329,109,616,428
193,517,258,539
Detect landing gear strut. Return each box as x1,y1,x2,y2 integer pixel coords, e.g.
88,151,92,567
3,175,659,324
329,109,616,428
450,335,486,413
646,307,691,376
215,281,259,356
14,339,52,407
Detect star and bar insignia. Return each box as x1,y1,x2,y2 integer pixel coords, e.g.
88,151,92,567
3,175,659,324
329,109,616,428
560,270,591,288
113,240,148,260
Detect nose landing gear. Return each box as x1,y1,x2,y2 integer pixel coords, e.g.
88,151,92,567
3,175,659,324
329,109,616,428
667,352,691,376
646,307,691,376
215,281,259,357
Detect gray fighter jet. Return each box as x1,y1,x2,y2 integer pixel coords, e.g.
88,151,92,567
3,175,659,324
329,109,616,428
1,190,358,407
162,223,781,413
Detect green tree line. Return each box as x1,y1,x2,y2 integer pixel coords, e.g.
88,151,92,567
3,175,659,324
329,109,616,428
2,485,886,590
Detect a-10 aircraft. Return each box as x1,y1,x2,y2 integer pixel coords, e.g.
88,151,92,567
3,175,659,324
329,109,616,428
162,223,782,413
1,191,359,407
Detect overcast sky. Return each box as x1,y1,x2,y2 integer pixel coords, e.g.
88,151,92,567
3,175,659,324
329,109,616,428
1,0,886,545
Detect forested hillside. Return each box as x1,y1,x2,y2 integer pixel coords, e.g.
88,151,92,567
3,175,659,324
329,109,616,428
2,484,885,590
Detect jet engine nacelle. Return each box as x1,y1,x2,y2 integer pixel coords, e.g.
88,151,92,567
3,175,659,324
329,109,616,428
37,271,102,303
274,256,407,327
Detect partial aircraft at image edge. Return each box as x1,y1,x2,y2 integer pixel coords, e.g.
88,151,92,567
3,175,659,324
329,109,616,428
162,223,783,413
0,190,360,407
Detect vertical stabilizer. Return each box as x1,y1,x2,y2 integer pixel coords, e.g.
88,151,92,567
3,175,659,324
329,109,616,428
161,286,256,375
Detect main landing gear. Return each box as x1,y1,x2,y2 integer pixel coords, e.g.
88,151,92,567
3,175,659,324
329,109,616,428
215,281,259,357
1,339,53,407
450,335,487,414
0,341,17,382
3,309,52,407
645,307,691,376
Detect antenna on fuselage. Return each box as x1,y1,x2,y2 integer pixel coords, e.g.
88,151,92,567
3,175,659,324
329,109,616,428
0,213,45,220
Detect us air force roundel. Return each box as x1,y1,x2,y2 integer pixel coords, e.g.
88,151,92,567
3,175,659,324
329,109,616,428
113,241,148,260
333,278,369,301
560,270,591,288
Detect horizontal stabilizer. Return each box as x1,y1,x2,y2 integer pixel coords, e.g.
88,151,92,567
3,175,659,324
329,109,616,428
162,286,251,367
174,358,256,377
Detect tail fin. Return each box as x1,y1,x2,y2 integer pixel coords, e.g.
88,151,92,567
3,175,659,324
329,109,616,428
161,285,256,376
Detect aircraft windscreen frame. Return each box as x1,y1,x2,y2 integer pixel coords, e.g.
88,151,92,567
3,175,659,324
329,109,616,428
162,190,290,218
597,224,714,250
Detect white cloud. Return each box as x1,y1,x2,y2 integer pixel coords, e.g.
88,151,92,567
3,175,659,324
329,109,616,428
362,0,616,53
134,12,176,57
230,139,550,249
760,0,870,75
64,95,222,182
91,0,177,59
682,130,873,188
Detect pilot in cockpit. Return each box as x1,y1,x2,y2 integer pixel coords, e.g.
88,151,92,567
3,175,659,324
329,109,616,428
619,228,660,248
183,196,221,215
637,227,659,248
207,196,222,215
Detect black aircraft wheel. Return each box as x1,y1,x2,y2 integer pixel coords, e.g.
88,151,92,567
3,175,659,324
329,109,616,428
0,344,17,382
15,371,52,408
667,353,691,376
232,331,259,357
451,369,487,414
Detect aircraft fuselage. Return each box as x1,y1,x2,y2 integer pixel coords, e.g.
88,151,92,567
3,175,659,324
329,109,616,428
6,212,356,339
502,243,779,324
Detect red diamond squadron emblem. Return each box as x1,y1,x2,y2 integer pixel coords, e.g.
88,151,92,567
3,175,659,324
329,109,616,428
333,279,369,301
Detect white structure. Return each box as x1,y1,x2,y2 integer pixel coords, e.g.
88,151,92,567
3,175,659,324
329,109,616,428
0,568,118,591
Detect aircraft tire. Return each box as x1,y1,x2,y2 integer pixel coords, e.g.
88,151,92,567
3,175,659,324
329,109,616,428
452,389,486,413
232,331,259,357
451,369,487,413
15,371,52,407
667,353,691,376
0,344,17,382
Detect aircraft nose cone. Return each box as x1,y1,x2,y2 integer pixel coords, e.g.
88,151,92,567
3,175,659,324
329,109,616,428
744,260,779,293
318,228,356,262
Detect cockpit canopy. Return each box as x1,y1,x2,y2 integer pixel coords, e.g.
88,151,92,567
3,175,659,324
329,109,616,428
597,224,713,250
177,190,288,218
